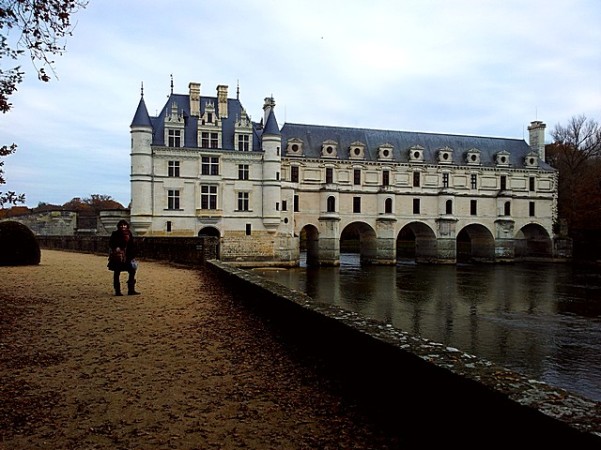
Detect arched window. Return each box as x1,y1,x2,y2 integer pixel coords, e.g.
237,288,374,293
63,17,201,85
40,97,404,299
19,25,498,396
327,196,336,213
385,198,393,214
445,199,453,214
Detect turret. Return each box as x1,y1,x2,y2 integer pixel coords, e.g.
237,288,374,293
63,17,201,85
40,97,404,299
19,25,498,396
129,85,154,234
261,96,282,230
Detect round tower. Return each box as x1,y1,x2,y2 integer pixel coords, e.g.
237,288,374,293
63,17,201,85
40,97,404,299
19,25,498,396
261,96,282,230
129,86,153,235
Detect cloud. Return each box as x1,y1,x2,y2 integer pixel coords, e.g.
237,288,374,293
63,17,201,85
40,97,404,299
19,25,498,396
1,0,599,207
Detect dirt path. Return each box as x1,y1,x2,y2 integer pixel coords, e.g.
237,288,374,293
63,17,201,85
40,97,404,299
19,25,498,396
0,250,403,449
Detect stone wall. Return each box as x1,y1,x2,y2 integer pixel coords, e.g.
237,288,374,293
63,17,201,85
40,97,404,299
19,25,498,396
38,235,219,265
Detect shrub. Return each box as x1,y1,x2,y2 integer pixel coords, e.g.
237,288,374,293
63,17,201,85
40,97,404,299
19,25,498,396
0,221,41,266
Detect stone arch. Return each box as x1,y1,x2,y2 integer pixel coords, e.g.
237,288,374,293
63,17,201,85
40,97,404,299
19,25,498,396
515,223,553,259
300,224,320,267
198,226,220,237
397,222,437,263
457,224,495,263
340,221,378,265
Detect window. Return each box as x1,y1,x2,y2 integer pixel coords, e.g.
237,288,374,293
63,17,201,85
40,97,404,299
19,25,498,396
201,132,209,148
442,173,449,188
529,176,536,192
210,132,218,148
504,201,511,216
238,134,250,151
327,196,336,213
167,190,180,210
238,164,249,180
201,156,219,175
326,167,333,184
529,201,535,217
168,160,180,177
500,175,507,191
166,221,172,232
245,224,251,235
201,185,217,210
382,170,390,186
413,172,420,187
294,195,299,212
353,169,361,185
385,198,393,214
413,198,420,214
353,197,361,213
201,132,219,149
291,166,299,182
470,174,477,189
445,199,453,214
282,200,287,211
237,192,249,211
470,199,477,215
168,129,181,147
276,172,280,180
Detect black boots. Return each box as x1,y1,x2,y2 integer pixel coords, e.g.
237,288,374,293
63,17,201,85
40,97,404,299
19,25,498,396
127,280,140,296
114,275,140,296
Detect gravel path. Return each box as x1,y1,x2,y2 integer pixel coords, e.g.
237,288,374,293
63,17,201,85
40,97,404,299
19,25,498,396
0,250,403,449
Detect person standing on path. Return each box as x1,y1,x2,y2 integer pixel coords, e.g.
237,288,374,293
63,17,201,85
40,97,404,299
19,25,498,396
108,219,140,296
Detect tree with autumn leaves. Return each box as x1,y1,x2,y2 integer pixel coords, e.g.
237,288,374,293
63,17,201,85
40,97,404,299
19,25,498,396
1,0,88,208
547,115,601,235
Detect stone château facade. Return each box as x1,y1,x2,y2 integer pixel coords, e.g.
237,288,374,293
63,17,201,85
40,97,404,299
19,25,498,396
129,81,558,266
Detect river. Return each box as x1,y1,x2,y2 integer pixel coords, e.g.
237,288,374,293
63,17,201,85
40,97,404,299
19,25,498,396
253,254,601,402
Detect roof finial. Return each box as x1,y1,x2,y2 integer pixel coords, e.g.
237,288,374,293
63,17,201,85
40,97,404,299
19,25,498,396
237,79,240,100
140,81,144,97
170,74,174,95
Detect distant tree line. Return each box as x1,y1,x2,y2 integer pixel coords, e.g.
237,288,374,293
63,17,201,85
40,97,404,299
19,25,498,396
0,194,126,220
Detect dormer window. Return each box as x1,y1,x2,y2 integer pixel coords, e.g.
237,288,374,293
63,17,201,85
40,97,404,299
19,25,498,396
349,141,366,160
378,144,394,161
235,108,253,152
201,102,218,126
286,138,304,156
164,101,184,147
466,148,481,165
321,140,338,158
438,146,453,164
524,151,538,168
496,151,510,167
167,129,182,147
409,145,424,163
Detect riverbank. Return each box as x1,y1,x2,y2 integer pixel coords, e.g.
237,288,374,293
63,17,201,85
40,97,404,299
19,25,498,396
0,250,404,449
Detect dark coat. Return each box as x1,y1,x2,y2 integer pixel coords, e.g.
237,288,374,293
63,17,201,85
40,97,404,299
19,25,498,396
108,229,137,271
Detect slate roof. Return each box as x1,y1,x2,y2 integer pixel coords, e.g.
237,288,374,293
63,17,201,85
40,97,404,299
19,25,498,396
130,96,152,128
133,91,552,171
143,93,263,151
281,123,554,170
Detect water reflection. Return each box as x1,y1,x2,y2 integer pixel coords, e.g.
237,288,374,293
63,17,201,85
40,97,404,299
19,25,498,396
254,255,601,402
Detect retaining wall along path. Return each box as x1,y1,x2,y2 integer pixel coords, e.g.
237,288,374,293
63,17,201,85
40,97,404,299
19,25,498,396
207,260,601,446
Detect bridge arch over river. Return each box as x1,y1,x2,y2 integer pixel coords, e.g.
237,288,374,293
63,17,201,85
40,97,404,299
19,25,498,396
299,216,554,267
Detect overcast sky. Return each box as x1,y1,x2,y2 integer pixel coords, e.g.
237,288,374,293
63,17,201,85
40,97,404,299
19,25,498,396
1,0,600,208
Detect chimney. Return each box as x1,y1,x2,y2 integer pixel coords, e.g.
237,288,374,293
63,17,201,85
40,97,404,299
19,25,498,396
263,96,276,124
189,82,200,117
527,120,546,162
217,85,228,118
